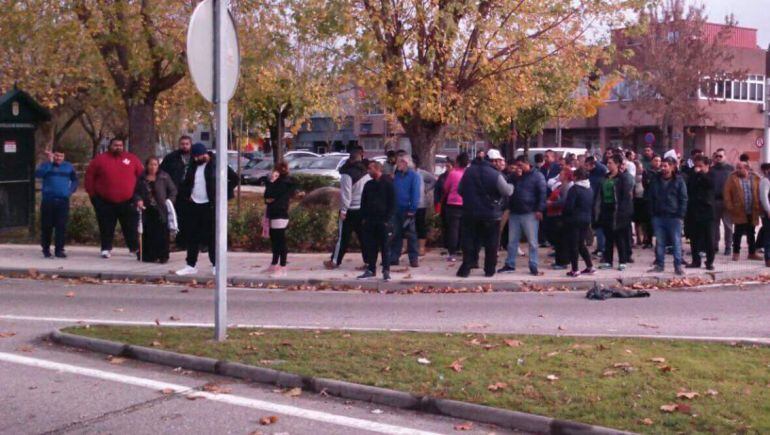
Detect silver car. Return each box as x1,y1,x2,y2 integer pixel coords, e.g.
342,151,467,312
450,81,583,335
294,154,349,181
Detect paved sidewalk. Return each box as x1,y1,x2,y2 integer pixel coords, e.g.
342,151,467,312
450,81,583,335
1,244,766,291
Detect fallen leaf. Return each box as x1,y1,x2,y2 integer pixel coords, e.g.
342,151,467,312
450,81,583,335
676,403,692,414
624,348,633,354
65,291,75,298
371,409,384,414
638,322,659,329
151,341,162,347
602,370,618,377
417,357,431,365
650,357,666,363
546,374,559,381
248,331,265,337
487,382,508,391
659,365,673,373
160,388,175,395
107,356,126,365
557,325,566,331
641,418,654,426
706,389,719,396
0,332,17,338
186,394,204,401
16,345,33,353
546,351,559,357
676,390,699,400
504,339,522,347
284,387,302,397
168,316,181,321
154,318,161,326
449,359,464,373
203,383,232,394
660,404,678,413
454,422,474,431
259,415,279,425
613,362,632,368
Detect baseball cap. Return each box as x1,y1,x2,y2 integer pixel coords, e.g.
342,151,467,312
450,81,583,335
487,149,503,160
191,143,208,157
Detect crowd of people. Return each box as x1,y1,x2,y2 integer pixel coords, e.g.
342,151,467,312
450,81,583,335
35,136,770,282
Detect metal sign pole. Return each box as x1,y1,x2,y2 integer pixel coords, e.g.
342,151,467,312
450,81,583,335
213,0,228,341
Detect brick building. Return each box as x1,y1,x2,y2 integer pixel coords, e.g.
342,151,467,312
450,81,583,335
539,23,769,162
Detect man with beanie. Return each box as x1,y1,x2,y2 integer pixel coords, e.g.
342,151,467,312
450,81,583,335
35,147,78,258
84,138,143,258
358,160,395,281
175,143,238,275
325,146,370,269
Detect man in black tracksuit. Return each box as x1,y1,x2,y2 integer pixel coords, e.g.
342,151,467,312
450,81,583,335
160,135,193,249
456,149,513,278
325,147,371,269
685,155,716,270
358,161,395,281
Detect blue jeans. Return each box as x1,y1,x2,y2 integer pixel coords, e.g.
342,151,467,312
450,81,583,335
389,210,418,264
653,217,683,268
505,213,539,272
595,227,606,253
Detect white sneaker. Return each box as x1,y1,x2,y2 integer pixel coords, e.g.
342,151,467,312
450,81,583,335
212,266,217,276
101,250,111,259
270,266,287,278
176,265,198,276
517,247,525,257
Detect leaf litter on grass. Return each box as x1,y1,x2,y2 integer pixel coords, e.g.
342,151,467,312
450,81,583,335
64,325,770,434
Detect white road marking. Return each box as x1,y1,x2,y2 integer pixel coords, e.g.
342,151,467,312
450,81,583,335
0,352,441,435
1,314,768,344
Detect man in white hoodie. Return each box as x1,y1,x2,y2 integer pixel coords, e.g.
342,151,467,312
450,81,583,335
325,146,371,269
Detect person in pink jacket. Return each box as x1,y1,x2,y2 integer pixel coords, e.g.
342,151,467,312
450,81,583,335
442,152,469,262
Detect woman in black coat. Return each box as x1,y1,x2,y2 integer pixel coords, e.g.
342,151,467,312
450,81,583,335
562,168,595,277
264,161,298,277
134,157,177,263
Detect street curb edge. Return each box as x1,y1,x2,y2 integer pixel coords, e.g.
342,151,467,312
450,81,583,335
49,329,633,435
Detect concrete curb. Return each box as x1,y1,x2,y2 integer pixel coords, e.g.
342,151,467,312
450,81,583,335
3,266,766,293
50,329,633,435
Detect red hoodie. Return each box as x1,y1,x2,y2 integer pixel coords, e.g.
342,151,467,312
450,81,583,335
85,151,143,203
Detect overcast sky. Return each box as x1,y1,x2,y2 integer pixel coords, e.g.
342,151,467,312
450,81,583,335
701,0,770,47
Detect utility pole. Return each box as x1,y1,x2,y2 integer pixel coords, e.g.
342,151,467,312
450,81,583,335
213,0,228,341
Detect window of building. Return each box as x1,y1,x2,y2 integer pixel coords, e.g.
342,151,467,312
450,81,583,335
698,76,765,104
361,137,382,151
360,122,373,134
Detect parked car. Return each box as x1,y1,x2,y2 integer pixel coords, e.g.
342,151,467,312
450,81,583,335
294,153,349,181
284,150,320,161
241,156,317,185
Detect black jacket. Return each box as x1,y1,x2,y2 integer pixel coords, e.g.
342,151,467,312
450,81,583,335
361,176,395,223
178,153,238,206
686,171,715,223
708,162,734,201
594,171,634,230
458,159,510,220
160,149,192,190
563,180,593,226
133,170,177,223
264,175,297,219
646,173,688,219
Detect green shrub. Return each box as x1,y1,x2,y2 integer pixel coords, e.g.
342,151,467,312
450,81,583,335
67,201,100,245
286,206,337,251
293,173,338,192
228,202,270,251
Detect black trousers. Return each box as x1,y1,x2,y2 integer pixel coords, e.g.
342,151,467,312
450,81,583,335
603,224,630,266
140,206,170,263
92,196,139,252
270,227,288,266
444,205,463,255
174,199,191,250
185,203,215,267
689,220,715,266
733,218,756,255
40,198,69,254
459,216,501,276
415,208,428,239
363,220,391,275
545,217,569,266
566,223,593,272
330,209,366,266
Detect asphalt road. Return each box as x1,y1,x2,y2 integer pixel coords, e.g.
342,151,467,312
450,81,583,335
1,277,769,434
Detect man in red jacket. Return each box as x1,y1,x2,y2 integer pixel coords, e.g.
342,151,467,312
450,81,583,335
85,138,143,258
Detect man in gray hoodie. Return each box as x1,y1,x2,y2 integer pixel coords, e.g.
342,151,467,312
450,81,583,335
325,146,371,269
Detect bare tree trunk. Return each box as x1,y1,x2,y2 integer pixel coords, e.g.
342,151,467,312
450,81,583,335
401,117,444,174
127,99,157,161
53,110,84,147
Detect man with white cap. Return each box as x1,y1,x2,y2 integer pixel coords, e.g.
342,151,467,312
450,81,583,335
456,148,513,277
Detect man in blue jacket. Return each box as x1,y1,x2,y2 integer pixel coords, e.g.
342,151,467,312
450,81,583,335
646,157,688,275
500,155,547,276
35,147,79,258
389,155,421,267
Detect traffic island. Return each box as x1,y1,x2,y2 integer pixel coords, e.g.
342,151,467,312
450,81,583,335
52,326,770,434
